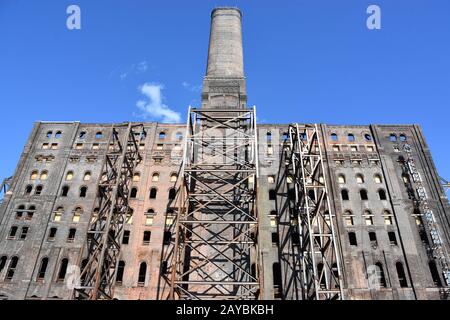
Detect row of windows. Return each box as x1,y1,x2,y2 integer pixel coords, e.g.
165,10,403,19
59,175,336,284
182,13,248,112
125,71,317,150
130,187,176,200
343,209,394,226
347,230,398,247
158,131,183,141
337,173,383,184
340,189,387,201
331,145,376,153
15,205,36,220
42,143,58,150
45,131,62,139
334,159,380,166
330,133,372,142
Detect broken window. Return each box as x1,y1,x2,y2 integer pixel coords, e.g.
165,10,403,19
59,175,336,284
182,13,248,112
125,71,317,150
364,134,372,141
168,188,176,200
25,185,33,195
35,185,43,195
399,134,407,142
149,188,157,199
79,186,88,198
20,227,29,240
396,262,408,287
67,228,76,242
130,187,138,199
138,262,147,286
116,261,125,284
375,262,387,287
388,232,398,246
360,189,368,200
37,257,49,281
369,232,378,247
142,231,151,245
341,189,349,201
122,230,130,245
8,226,18,239
79,131,86,139
348,232,357,246
57,258,69,282
48,227,57,241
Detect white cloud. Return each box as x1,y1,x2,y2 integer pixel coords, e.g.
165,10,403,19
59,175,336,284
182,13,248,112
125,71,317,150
135,83,182,123
116,61,149,80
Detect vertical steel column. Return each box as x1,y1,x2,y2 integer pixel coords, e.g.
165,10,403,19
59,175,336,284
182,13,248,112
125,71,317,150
167,108,260,300
74,123,145,300
285,124,344,300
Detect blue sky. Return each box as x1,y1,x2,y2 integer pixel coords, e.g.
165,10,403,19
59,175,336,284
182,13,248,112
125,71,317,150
1,0,449,182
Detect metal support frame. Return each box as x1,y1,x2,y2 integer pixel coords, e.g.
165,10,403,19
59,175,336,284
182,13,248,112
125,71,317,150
74,123,145,300
401,144,450,289
167,107,260,300
440,177,450,194
0,177,12,203
283,124,344,300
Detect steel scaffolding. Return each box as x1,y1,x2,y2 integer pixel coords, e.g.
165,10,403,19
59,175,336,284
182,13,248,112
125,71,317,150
167,107,260,300
74,123,145,300
401,144,450,289
283,124,343,300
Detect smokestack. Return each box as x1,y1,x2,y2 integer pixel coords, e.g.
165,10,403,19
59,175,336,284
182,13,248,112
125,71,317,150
206,8,244,78
202,7,247,110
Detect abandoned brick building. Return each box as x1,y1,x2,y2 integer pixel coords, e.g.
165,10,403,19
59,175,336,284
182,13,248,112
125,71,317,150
1,7,449,300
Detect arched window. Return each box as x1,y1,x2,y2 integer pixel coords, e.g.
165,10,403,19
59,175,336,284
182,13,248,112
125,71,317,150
170,173,178,182
176,132,183,141
25,185,33,195
95,131,103,139
267,176,275,184
343,210,354,226
399,134,407,142
27,205,36,220
5,256,19,281
145,209,155,225
72,207,83,222
133,173,141,182
116,261,125,284
15,205,25,219
331,133,338,141
55,131,62,139
375,262,387,287
61,186,69,197
152,173,160,182
54,207,64,222
347,134,355,142
67,228,76,242
374,174,382,184
30,170,38,180
341,189,349,201
272,263,282,299
37,257,49,281
48,227,57,241
66,171,74,181
337,174,346,184
35,185,43,195
168,188,176,200
57,258,69,282
389,134,397,142
356,174,364,184
79,186,88,198
40,171,48,180
396,262,408,287
46,131,53,138
378,189,387,200
369,232,378,247
143,231,151,245
149,188,157,199
360,189,368,200
130,187,138,199
159,132,166,140
83,171,91,181
79,131,86,139
364,134,372,141
266,132,272,143
138,262,147,286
